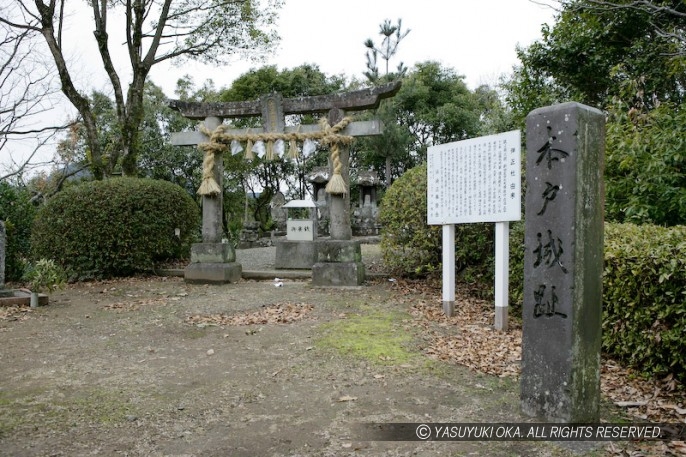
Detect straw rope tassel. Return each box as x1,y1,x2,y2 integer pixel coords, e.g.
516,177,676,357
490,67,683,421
266,140,275,161
323,117,348,195
197,150,221,196
287,127,300,160
244,128,255,160
326,143,347,194
196,124,225,196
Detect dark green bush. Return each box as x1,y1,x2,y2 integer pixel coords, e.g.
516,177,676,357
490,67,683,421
379,163,441,277
602,223,686,381
31,178,200,279
0,182,36,281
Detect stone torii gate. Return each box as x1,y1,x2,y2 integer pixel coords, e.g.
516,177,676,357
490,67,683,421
169,81,400,285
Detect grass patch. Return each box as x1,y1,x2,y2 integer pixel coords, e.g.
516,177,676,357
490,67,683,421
66,388,134,424
0,386,137,437
316,308,420,366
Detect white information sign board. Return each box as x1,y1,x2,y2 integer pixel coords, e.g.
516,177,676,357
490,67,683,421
427,130,522,225
427,130,522,330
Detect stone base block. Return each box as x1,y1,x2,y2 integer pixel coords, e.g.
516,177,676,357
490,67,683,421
312,262,365,287
184,262,242,284
316,240,362,263
275,240,318,269
190,243,235,263
0,290,48,306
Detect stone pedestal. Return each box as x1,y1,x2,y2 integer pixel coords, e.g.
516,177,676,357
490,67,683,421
184,242,242,284
191,243,235,263
275,240,318,269
185,262,242,284
520,102,605,423
312,240,365,287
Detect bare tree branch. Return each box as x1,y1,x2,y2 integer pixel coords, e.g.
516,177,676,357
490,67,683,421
1,0,282,180
0,18,68,178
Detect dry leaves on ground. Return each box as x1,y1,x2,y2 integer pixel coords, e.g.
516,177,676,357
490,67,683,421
0,305,32,323
412,300,522,378
397,280,686,428
103,297,168,311
186,302,314,327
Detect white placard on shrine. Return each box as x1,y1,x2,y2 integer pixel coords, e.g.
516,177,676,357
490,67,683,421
427,130,522,225
286,220,315,241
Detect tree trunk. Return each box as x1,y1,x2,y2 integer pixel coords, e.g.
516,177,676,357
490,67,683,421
36,1,105,179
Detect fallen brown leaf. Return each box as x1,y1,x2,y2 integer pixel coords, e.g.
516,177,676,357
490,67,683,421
186,302,314,327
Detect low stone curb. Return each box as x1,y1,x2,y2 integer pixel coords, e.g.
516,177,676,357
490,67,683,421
153,268,389,281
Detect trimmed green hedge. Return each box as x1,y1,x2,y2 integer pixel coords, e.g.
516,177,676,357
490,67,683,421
0,182,36,281
31,178,200,279
379,163,442,277
603,223,686,381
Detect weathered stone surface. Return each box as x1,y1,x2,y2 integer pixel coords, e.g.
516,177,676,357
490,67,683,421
275,241,318,269
270,192,287,232
190,243,236,264
316,240,362,263
521,102,605,423
184,262,242,284
312,262,365,287
168,81,401,119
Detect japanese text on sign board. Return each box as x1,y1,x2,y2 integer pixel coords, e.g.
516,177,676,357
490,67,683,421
427,130,522,225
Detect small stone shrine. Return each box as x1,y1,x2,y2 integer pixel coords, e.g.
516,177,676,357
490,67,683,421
520,102,605,423
237,221,261,249
306,167,331,236
270,191,287,233
275,199,318,269
352,170,381,236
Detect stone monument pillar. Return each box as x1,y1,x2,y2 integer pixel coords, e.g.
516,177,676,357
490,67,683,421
520,102,605,422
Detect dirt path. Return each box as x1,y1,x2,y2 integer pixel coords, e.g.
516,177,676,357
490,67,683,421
1,276,605,456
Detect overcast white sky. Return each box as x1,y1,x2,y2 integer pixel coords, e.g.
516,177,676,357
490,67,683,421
149,0,557,92
4,0,557,173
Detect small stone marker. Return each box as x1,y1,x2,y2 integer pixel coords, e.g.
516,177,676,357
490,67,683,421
520,102,605,423
270,191,287,232
275,199,319,269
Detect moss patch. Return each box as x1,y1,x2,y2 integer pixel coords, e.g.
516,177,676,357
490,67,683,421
316,308,420,365
0,386,138,438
